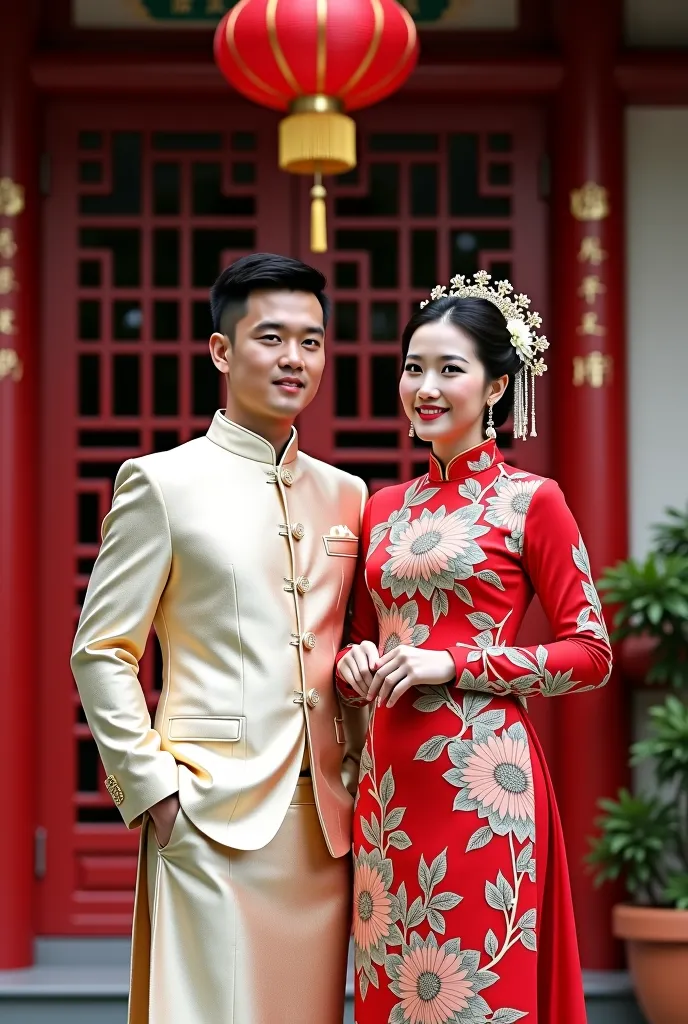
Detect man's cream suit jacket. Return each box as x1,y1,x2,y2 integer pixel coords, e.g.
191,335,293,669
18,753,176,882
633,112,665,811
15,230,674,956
71,412,368,857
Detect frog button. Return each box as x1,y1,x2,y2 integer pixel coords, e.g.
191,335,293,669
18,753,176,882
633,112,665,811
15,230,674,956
281,468,294,487
302,631,317,651
296,576,311,595
306,688,320,708
292,523,305,541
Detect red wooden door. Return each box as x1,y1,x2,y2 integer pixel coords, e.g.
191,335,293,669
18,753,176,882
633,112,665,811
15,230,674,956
38,98,549,934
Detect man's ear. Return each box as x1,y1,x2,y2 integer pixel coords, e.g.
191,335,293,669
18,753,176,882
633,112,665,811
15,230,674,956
209,332,230,373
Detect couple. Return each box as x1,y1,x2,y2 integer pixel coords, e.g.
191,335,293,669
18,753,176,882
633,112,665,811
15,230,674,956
72,253,611,1024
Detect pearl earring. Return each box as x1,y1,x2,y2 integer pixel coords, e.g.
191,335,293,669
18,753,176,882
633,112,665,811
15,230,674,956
485,403,496,441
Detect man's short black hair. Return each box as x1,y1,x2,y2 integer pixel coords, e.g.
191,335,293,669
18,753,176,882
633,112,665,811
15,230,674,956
210,253,330,340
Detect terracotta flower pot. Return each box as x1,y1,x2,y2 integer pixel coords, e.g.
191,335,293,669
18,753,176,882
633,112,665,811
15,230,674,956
613,904,688,1023
618,635,658,688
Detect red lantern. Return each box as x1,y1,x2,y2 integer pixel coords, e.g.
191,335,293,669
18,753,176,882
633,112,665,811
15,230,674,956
214,0,419,252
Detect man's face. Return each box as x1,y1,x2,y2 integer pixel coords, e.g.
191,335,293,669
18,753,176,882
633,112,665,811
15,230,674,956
210,289,326,434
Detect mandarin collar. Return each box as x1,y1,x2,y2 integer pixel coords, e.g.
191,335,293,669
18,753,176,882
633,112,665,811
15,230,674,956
428,439,502,483
206,411,298,467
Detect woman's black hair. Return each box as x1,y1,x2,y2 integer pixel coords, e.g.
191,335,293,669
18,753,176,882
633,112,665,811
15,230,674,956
401,296,521,430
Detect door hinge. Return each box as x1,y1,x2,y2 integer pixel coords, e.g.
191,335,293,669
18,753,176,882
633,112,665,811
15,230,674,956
39,153,51,197
538,154,551,201
34,826,47,879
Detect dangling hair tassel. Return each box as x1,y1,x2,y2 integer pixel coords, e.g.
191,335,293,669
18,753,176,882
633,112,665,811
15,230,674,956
530,368,537,437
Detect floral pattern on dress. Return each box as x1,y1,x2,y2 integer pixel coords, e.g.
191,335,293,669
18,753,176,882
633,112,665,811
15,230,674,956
373,593,430,655
485,476,544,554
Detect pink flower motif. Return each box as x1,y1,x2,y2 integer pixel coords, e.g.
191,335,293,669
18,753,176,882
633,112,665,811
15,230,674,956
396,942,473,1024
386,509,476,583
485,477,542,535
461,732,534,825
378,602,416,655
353,857,393,954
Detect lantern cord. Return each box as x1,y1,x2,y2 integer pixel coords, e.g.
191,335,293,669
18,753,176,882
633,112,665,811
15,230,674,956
310,169,327,253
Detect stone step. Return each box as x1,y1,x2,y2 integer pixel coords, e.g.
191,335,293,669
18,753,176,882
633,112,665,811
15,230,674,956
0,940,646,1023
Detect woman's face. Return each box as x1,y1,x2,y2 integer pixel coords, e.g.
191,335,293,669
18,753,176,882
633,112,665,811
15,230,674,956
399,319,503,448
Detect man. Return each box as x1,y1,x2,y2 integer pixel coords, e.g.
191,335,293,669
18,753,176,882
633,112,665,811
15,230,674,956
71,254,368,1023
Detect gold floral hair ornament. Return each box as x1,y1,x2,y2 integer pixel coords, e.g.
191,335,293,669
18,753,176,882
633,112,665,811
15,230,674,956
420,270,549,440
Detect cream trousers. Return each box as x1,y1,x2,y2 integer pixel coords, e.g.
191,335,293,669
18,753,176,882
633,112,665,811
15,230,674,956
128,778,352,1023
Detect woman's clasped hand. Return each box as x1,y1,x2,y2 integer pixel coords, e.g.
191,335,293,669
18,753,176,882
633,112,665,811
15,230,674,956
337,642,456,708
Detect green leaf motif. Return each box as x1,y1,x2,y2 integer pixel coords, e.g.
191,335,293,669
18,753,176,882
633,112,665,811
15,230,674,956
517,908,536,930
485,879,508,912
415,734,453,762
432,587,450,624
520,928,537,951
484,928,499,957
388,830,412,851
516,843,533,872
361,815,381,848
379,768,395,808
407,896,426,928
466,826,494,852
492,1010,528,1023
428,891,462,911
384,807,405,830
454,583,474,606
468,611,497,630
426,908,446,933
477,569,506,591
413,687,450,713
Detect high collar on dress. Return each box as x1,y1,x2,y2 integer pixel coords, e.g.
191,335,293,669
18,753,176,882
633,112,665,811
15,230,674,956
206,410,298,467
428,439,501,483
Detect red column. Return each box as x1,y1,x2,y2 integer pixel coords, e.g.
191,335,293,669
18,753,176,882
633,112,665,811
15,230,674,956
551,0,629,969
0,0,38,968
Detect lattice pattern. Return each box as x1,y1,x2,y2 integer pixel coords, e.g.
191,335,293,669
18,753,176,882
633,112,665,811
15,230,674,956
301,124,525,492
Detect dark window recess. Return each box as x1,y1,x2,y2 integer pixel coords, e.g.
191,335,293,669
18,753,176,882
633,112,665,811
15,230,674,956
77,806,124,824
192,163,256,216
193,354,220,415
78,738,101,792
371,356,399,417
334,301,358,342
411,164,438,217
413,460,429,478
232,132,256,151
79,161,102,184
334,356,358,416
154,301,179,341
369,134,438,153
488,133,512,153
193,300,213,340
77,705,89,725
78,557,96,577
153,430,180,452
77,587,88,606
335,167,359,187
371,301,398,342
79,354,100,416
153,132,221,151
449,134,511,217
154,229,180,287
335,164,399,217
153,355,179,416
79,300,100,341
80,228,140,288
450,230,511,278
490,261,512,281
336,230,398,288
336,431,398,448
488,162,512,186
79,131,102,151
79,430,140,448
78,462,122,485
232,162,256,185
411,230,437,289
78,492,100,544
113,355,140,416
113,301,142,341
334,262,359,289
80,132,142,216
153,163,181,216
79,259,101,287
193,229,255,287
335,462,399,488
497,429,513,449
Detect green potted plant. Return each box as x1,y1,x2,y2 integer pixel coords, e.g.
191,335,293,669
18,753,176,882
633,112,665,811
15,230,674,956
596,506,688,689
588,507,688,1024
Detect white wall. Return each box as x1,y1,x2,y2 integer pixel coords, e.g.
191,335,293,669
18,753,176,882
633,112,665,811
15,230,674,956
627,108,688,558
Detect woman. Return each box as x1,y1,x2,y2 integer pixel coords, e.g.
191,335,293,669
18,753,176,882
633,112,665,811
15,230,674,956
336,273,611,1024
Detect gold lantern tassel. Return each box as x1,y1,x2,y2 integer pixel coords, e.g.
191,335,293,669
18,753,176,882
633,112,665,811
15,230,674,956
310,172,327,253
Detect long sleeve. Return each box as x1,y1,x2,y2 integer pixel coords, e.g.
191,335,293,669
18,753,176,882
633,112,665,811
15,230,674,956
71,460,179,828
335,494,380,706
447,479,613,697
